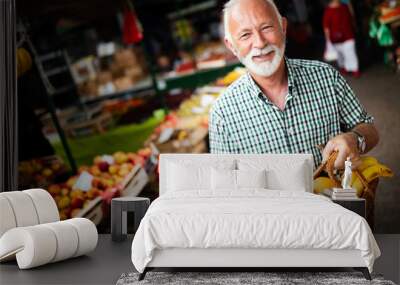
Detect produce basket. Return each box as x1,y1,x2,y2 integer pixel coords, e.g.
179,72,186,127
313,150,392,230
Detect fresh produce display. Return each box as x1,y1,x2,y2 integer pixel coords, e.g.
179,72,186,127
76,47,148,98
313,155,394,197
103,98,145,116
177,92,220,117
47,148,151,220
174,68,245,118
18,155,68,189
216,67,245,86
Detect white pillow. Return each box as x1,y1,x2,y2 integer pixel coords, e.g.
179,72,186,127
236,169,267,189
211,168,236,190
237,159,309,192
211,168,267,190
166,159,236,192
167,162,210,191
266,166,307,191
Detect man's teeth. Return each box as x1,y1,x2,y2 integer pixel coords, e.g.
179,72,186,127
255,51,273,57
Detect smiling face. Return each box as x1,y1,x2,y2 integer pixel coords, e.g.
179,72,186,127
224,0,287,77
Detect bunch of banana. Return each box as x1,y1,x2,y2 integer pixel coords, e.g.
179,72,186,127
313,176,336,194
350,156,393,197
313,155,394,197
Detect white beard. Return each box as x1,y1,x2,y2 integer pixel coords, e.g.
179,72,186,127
237,44,285,77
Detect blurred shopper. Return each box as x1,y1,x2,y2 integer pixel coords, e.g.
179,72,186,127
323,0,360,77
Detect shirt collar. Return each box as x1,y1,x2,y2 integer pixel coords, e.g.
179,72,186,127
245,57,297,102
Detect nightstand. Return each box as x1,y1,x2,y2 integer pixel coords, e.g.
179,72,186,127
330,197,366,218
111,197,150,242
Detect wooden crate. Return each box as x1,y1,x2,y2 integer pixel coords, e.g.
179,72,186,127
64,112,113,137
76,196,103,225
121,165,149,197
75,164,149,225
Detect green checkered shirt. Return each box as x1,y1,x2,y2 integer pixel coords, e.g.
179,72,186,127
209,58,374,170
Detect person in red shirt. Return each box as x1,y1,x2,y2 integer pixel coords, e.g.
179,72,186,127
323,0,360,77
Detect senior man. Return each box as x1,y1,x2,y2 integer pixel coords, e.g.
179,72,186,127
209,0,379,170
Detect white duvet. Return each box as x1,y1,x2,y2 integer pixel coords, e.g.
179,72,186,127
131,189,380,273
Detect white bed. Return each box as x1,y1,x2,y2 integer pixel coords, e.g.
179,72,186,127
131,154,380,280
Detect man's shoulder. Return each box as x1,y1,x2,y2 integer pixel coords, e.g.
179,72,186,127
287,58,335,70
288,58,337,74
288,58,340,87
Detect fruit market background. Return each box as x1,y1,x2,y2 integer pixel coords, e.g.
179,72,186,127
15,0,400,233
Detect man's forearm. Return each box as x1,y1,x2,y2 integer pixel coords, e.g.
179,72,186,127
350,123,379,153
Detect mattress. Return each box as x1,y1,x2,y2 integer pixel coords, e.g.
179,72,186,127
131,189,380,273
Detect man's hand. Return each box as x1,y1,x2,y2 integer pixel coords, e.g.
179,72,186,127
321,133,361,169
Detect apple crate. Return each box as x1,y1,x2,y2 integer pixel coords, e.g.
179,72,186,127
75,164,149,225
18,155,69,189
120,164,149,197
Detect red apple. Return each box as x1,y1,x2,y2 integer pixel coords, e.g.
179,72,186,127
138,148,151,158
134,156,145,167
127,153,138,163
92,177,102,188
70,197,84,209
98,161,109,172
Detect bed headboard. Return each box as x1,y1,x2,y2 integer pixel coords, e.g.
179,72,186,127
159,153,314,196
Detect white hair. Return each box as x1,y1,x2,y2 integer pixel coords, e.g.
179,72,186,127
223,0,282,44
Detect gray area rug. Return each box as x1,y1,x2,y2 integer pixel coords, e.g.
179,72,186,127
116,271,396,285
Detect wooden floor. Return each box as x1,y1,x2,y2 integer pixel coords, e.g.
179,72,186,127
0,234,398,285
